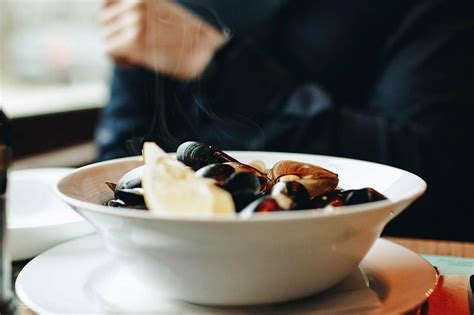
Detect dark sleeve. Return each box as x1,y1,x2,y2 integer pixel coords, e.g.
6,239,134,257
199,1,474,239
94,66,161,161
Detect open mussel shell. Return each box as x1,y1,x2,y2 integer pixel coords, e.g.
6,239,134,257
270,160,339,198
176,141,238,170
269,160,338,180
248,160,266,173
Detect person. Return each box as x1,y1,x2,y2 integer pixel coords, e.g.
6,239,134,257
95,0,474,241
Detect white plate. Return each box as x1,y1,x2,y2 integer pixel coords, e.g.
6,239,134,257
15,235,438,314
7,168,95,260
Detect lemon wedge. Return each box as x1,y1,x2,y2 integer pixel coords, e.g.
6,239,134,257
142,142,235,215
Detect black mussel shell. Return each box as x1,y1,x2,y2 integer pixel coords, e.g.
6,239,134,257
239,196,281,217
176,141,238,170
105,182,117,192
106,197,147,210
272,181,311,210
232,191,262,212
225,162,269,190
106,199,126,207
195,163,236,185
311,189,345,209
286,181,311,209
342,188,387,206
115,188,145,206
223,172,261,195
116,166,144,192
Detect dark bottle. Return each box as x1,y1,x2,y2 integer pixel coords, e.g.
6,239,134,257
0,108,17,315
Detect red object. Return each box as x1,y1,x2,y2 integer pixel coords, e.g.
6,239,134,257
416,275,471,315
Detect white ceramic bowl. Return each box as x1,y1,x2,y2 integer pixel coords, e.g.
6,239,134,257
56,151,426,306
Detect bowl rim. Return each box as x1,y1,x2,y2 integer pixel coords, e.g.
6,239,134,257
55,151,427,223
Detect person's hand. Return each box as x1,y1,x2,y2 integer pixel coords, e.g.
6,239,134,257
100,0,228,79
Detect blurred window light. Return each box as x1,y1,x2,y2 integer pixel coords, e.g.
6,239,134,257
1,0,111,118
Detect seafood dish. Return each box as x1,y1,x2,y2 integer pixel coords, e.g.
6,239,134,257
104,141,387,216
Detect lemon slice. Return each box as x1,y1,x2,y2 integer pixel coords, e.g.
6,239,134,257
142,142,235,215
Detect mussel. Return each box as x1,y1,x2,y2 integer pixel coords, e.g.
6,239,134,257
196,165,265,212
239,196,281,217
115,188,145,206
105,166,146,208
311,188,387,209
269,160,339,198
195,163,235,186
103,140,389,216
106,199,127,207
239,172,317,215
271,181,311,210
223,172,263,212
115,165,144,191
311,189,345,209
223,172,262,195
232,191,263,212
225,162,269,189
342,188,387,205
176,141,238,170
196,162,269,190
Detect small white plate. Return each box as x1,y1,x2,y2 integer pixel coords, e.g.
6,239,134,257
7,168,95,260
15,235,438,314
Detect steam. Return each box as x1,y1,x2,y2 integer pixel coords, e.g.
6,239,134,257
125,1,266,156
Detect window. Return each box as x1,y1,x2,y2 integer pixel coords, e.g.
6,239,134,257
1,0,111,165
1,0,110,118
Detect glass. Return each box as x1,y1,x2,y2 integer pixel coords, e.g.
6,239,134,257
0,108,16,314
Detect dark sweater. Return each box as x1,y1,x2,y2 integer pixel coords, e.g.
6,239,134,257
95,0,474,241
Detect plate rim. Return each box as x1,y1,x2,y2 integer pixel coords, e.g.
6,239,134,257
362,238,439,313
7,167,95,260
8,167,83,229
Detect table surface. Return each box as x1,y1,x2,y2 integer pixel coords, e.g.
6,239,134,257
13,236,474,315
385,237,474,258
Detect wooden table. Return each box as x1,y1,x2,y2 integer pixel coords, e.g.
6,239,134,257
386,237,474,258
13,237,474,315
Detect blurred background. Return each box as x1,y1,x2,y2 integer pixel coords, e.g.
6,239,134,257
1,0,109,167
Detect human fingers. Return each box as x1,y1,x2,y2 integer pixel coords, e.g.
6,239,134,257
101,8,144,40
104,22,145,64
99,0,144,27
102,0,118,8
